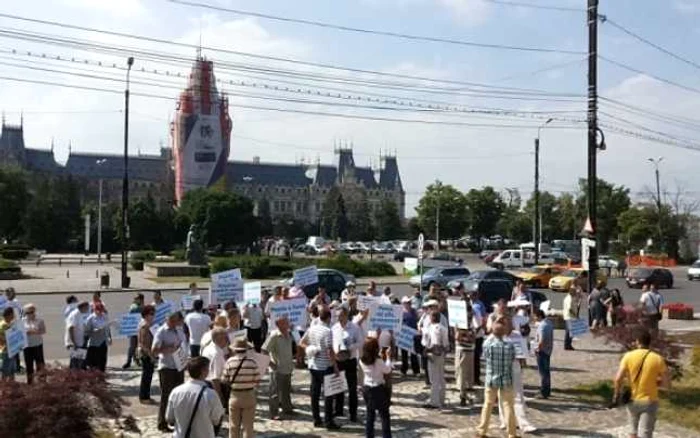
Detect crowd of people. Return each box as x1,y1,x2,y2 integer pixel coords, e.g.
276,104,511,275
0,275,672,438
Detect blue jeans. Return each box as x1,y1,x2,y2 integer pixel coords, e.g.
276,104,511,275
536,351,551,397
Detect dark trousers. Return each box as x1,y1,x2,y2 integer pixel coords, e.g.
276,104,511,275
401,336,421,375
158,368,185,429
23,344,45,384
536,351,551,397
474,337,484,384
335,358,358,420
564,327,573,349
190,344,201,357
364,385,392,438
417,342,430,384
247,327,263,353
69,342,87,370
310,367,334,426
124,335,137,366
86,343,108,372
139,356,155,400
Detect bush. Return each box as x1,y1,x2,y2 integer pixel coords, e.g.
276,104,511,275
0,258,21,278
130,250,158,270
0,367,127,438
211,256,300,278
0,249,29,260
318,254,396,277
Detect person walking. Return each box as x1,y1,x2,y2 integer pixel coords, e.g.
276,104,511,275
242,302,264,353
613,330,670,438
606,288,624,327
137,304,157,405
22,304,46,384
332,307,362,422
222,339,261,438
122,293,144,369
152,312,187,433
166,356,225,438
65,301,90,369
400,296,421,376
262,315,295,420
360,337,392,438
498,322,537,433
476,317,517,438
185,299,211,357
85,302,111,372
589,281,606,330
0,307,17,381
562,286,582,350
422,310,449,409
202,327,230,405
455,297,476,407
470,289,487,386
640,284,664,333
299,307,341,430
533,309,553,399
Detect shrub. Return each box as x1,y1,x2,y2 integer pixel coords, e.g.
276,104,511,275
0,367,128,438
0,258,21,278
0,249,29,260
172,248,186,261
318,254,396,277
211,256,301,278
130,250,158,270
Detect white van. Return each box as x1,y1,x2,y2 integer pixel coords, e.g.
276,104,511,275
519,242,552,254
491,249,554,269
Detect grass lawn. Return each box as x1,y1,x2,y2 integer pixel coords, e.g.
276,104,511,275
145,276,210,284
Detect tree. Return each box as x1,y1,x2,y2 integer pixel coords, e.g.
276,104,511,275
129,195,159,250
524,191,560,243
345,190,372,241
415,182,467,240
0,167,29,243
555,193,578,240
576,178,631,252
496,188,530,243
375,199,403,241
321,186,348,240
23,175,82,251
406,217,423,239
256,198,274,237
465,186,505,238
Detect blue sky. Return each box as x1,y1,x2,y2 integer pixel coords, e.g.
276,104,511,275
1,0,700,215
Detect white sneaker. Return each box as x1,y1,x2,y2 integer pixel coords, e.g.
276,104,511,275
523,425,537,433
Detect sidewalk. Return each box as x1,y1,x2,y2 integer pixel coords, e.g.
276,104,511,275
105,330,697,437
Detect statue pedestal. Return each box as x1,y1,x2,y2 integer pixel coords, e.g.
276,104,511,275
144,262,208,278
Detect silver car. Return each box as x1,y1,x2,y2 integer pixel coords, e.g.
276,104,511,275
409,266,471,290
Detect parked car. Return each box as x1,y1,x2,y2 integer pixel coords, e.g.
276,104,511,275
549,268,607,292
393,251,416,262
447,269,520,292
598,255,619,269
688,260,700,281
479,250,500,259
283,268,355,301
490,249,554,270
429,252,457,262
476,280,548,311
517,265,564,288
409,266,471,290
626,267,674,289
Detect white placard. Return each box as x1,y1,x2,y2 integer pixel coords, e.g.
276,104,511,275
447,299,469,329
404,257,418,272
249,351,271,376
539,300,551,313
243,282,262,305
323,371,348,397
227,329,248,344
181,295,202,311
293,266,318,287
368,304,402,332
357,295,380,312
396,324,418,355
173,346,189,372
269,298,309,329
70,348,88,360
210,270,244,305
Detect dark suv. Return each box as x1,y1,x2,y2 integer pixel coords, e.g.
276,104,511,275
626,268,674,289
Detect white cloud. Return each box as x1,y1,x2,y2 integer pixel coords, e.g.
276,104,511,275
675,0,700,13
60,0,148,18
437,0,491,25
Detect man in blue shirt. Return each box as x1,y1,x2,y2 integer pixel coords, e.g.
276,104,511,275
400,296,420,376
533,309,554,399
469,288,487,386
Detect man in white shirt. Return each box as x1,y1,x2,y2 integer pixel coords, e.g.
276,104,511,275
65,301,90,369
422,310,449,409
184,299,212,357
201,327,229,403
166,356,224,438
417,299,447,385
331,307,363,422
562,287,582,351
243,302,264,352
640,284,664,331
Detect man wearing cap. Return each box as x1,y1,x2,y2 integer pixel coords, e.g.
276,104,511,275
65,300,90,370
417,299,447,385
222,338,260,438
400,296,420,376
152,311,188,433
262,315,295,420
341,281,356,302
332,307,362,423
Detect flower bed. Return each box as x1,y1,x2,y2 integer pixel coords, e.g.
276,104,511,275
662,303,695,320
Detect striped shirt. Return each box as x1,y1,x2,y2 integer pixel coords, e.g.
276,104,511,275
483,335,515,389
222,353,260,391
305,322,333,371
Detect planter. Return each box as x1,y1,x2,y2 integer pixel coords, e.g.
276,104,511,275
662,308,694,320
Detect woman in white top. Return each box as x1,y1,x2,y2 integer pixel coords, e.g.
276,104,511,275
360,337,392,438
22,303,46,384
421,310,449,409
498,329,537,433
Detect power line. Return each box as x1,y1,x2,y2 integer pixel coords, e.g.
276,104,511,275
480,0,585,12
493,57,587,83
166,0,585,55
600,96,700,132
599,55,700,96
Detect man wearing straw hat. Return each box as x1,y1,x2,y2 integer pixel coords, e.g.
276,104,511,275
222,338,260,438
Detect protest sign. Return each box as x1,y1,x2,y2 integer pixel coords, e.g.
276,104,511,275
243,282,262,305
403,257,419,274
357,295,379,312
250,351,271,376
180,295,202,311
323,371,348,397
539,300,551,313
396,324,418,354
269,298,308,329
293,266,318,287
227,329,248,345
210,270,244,305
173,346,189,372
567,318,589,338
117,313,141,338
368,304,402,332
447,299,469,329
5,325,26,358
154,301,173,326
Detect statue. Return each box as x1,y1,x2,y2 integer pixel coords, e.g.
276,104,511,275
185,225,207,265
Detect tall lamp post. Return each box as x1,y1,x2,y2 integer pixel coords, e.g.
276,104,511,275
533,118,553,265
96,159,107,263
434,179,442,252
121,56,134,288
648,157,664,249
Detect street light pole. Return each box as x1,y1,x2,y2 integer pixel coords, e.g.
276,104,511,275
96,159,107,263
648,157,664,249
534,118,552,265
435,180,441,251
121,56,134,288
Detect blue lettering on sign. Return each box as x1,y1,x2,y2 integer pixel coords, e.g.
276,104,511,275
567,319,589,338
6,326,26,358
155,302,173,326
396,325,418,354
118,313,141,338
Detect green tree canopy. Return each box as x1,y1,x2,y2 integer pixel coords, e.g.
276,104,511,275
321,186,348,240
465,186,505,238
0,167,29,243
415,181,467,240
375,199,403,241
576,178,631,252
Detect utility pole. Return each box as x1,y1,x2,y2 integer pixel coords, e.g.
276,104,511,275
121,56,134,288
435,180,441,251
586,0,599,294
534,118,552,265
96,159,107,263
648,157,664,249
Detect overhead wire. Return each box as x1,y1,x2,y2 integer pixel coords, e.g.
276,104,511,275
479,0,585,12
599,54,700,96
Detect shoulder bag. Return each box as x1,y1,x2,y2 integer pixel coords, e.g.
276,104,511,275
184,385,207,438
620,350,651,405
653,295,663,321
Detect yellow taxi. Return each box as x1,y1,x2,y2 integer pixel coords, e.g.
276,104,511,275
548,268,608,292
518,265,563,288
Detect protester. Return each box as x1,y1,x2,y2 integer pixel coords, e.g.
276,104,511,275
4,288,22,373
367,280,378,297
85,302,111,372
202,327,230,404
533,309,553,400
422,310,449,409
332,307,362,422
227,308,244,333
410,286,423,311
606,288,624,327
613,329,670,438
347,295,360,319
201,313,229,350
360,337,392,438
498,319,536,433
123,293,144,369
63,295,78,320
137,304,157,404
262,315,296,420
0,307,16,381
166,356,225,438
308,285,331,310
300,307,341,430
470,288,487,386
589,280,607,329
152,290,165,307
487,298,509,333
222,339,261,438
65,301,90,369
341,281,356,302
242,302,264,353
381,286,393,305
454,298,476,406
265,286,283,328
640,284,664,333
185,299,211,357
22,303,46,384
476,318,517,438
400,296,420,376
562,286,582,350
152,311,187,433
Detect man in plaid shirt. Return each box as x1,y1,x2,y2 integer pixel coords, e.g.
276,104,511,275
476,317,517,438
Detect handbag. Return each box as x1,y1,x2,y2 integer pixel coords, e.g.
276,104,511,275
620,350,650,405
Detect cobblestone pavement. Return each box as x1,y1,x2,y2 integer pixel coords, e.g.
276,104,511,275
107,330,699,438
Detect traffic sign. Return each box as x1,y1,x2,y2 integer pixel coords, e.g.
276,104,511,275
581,237,596,271
417,233,425,260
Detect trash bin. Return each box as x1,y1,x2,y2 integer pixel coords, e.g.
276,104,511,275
100,271,110,288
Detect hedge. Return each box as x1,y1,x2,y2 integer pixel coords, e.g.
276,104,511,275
0,258,22,278
130,251,158,271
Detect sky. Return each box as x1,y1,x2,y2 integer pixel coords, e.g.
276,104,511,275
1,0,700,216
